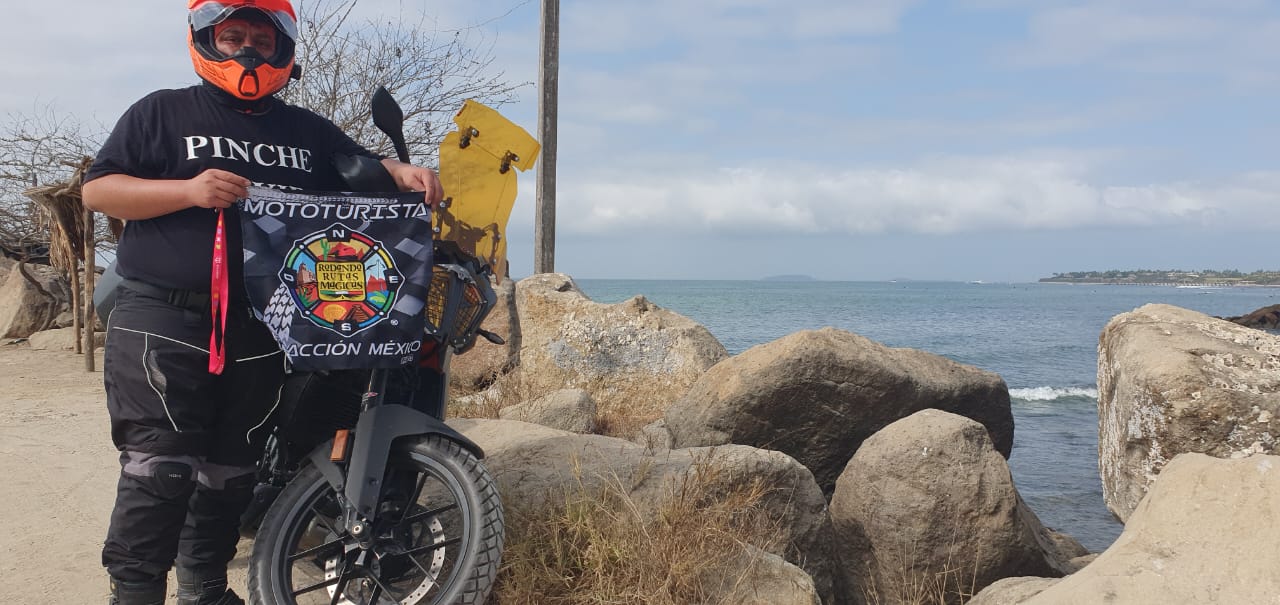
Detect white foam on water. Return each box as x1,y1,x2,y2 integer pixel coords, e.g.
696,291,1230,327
1010,386,1099,401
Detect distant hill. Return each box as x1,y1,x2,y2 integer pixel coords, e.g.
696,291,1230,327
761,274,817,282
1041,269,1280,286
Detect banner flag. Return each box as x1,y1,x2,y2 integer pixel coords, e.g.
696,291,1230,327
238,186,433,371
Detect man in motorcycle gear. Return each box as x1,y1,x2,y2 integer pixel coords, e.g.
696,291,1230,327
189,0,300,101
83,2,442,603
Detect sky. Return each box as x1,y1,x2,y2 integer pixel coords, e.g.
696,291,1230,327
5,0,1280,282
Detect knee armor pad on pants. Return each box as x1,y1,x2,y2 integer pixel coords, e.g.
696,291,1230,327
122,452,199,500
152,460,196,499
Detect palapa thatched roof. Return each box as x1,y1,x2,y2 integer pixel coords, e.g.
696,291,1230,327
22,157,123,273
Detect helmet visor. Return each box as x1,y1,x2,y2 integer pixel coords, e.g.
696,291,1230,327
190,1,298,42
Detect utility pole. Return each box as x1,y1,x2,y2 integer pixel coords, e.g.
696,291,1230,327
534,0,559,273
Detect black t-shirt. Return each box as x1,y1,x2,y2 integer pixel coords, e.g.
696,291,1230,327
86,84,377,296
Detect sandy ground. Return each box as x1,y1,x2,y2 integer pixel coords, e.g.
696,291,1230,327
0,341,251,604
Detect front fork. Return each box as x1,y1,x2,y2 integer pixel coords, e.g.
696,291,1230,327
306,349,484,546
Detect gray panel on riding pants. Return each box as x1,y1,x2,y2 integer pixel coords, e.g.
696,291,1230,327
121,451,255,490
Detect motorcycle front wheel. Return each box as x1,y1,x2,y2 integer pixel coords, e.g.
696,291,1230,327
247,435,503,605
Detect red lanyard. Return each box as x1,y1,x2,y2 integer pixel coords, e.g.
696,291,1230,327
209,208,229,375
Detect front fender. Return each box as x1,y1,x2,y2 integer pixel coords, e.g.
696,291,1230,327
309,405,483,520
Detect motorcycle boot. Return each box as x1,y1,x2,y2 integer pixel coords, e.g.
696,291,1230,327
175,566,245,605
107,577,166,605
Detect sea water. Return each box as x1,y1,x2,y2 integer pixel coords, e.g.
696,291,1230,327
575,279,1280,552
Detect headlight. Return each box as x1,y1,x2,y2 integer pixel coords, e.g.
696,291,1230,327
425,265,452,334
424,263,496,352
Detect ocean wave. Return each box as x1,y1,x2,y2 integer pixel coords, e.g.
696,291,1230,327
1010,386,1099,401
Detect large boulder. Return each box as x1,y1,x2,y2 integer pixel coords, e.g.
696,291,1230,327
665,328,1014,492
1222,303,1280,330
511,274,728,429
829,410,1084,605
0,262,69,339
449,277,518,391
1098,303,1280,521
498,388,597,433
28,327,105,351
450,418,837,603
1025,453,1280,604
698,546,822,605
966,577,1060,605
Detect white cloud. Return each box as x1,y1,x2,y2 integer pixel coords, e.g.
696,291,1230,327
3,4,190,121
549,155,1277,236
992,0,1280,87
562,0,919,55
3,1,531,120
10,1,1277,252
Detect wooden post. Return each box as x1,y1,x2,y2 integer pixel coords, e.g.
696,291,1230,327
70,253,82,354
83,208,96,371
534,0,559,274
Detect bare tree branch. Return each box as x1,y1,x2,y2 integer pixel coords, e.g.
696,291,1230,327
283,0,530,167
1,1,526,263
0,106,106,262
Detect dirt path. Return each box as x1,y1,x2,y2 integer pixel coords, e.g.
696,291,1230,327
0,342,251,603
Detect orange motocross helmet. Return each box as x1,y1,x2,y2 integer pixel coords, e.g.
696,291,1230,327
188,0,300,100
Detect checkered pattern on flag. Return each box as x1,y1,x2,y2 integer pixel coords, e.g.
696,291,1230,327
238,186,433,371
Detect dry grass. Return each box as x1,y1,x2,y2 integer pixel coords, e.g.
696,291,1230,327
856,510,983,605
860,547,980,605
488,452,788,605
445,355,801,602
448,369,670,439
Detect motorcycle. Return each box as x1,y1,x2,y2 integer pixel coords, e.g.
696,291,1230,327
246,247,504,605
245,245,505,605
95,89,538,605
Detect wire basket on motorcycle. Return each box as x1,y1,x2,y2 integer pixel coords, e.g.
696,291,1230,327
423,240,498,355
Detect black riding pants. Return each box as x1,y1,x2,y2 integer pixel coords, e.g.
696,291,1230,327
101,286,285,582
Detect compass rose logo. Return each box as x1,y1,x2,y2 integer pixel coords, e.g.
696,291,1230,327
279,223,404,336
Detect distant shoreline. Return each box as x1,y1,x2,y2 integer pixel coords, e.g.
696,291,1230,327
1040,281,1280,287
1040,270,1280,287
